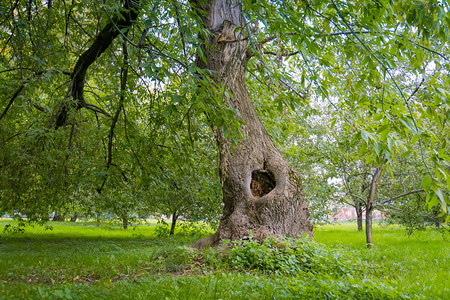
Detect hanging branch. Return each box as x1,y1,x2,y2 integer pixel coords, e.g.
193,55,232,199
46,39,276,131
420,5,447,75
377,189,425,206
0,72,42,121
97,39,129,194
330,0,433,179
173,0,188,60
0,70,70,122
384,205,449,233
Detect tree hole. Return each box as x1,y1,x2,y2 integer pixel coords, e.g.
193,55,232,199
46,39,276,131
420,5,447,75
251,170,276,198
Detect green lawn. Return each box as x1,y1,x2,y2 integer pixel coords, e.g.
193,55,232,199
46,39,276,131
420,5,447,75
0,219,448,299
315,223,449,298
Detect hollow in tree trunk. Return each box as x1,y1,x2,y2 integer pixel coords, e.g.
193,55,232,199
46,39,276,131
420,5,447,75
191,0,313,248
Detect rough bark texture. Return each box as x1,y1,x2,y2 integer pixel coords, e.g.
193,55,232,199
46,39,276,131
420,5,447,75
191,0,313,248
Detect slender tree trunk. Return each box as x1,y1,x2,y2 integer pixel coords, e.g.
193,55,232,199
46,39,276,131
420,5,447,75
365,205,373,246
53,213,64,222
191,0,313,248
170,211,178,236
355,202,363,231
365,166,383,248
122,215,128,229
69,212,78,222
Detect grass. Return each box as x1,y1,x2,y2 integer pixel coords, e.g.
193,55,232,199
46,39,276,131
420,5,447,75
0,219,448,299
315,223,449,298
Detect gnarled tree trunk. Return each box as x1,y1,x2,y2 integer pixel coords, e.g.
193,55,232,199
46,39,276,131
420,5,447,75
191,0,313,248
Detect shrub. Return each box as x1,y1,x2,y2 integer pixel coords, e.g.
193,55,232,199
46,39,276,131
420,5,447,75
204,235,367,276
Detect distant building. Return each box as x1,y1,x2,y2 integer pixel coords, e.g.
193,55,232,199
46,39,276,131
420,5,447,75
330,207,385,221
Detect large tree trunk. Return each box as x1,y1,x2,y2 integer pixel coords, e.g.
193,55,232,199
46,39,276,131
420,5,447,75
52,213,65,222
191,0,313,248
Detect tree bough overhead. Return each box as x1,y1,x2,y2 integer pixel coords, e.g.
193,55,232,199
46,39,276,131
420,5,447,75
191,0,313,248
55,0,140,128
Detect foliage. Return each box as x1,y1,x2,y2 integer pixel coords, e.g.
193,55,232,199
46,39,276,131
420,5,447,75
0,0,449,235
244,0,450,220
203,235,366,277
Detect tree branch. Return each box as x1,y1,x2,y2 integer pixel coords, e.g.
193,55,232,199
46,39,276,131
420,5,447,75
384,205,449,232
342,173,366,204
406,78,425,102
84,103,111,117
378,189,424,206
98,40,129,194
0,70,46,121
55,0,140,127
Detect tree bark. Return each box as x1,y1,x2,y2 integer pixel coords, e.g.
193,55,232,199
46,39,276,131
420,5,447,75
365,165,383,248
53,213,64,222
191,0,313,248
365,205,373,246
356,201,363,231
69,212,78,222
122,215,128,229
169,211,178,236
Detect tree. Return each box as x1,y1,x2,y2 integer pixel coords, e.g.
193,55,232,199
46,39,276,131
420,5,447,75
1,0,449,244
190,0,314,248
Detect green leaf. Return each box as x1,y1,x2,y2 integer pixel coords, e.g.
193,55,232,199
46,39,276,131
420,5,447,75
373,113,384,122
427,193,439,210
422,176,432,191
377,124,390,140
361,130,371,143
435,188,447,213
374,142,383,156
399,117,417,133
